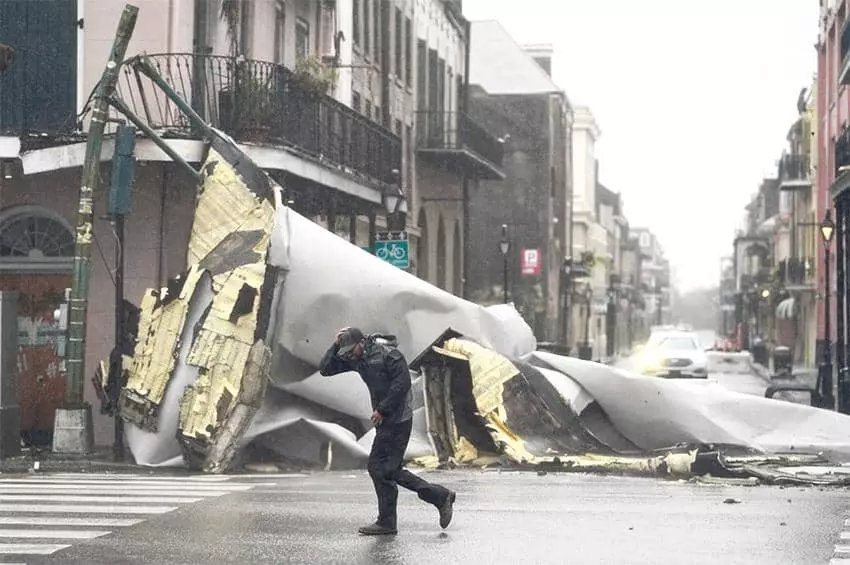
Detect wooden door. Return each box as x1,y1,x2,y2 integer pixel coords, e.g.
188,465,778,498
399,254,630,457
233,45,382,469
0,274,70,446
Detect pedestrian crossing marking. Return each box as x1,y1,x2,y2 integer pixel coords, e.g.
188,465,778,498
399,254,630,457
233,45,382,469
36,473,232,482
0,529,111,539
0,473,260,557
0,543,70,555
0,487,229,497
0,479,254,490
0,517,142,527
0,494,204,504
0,503,178,514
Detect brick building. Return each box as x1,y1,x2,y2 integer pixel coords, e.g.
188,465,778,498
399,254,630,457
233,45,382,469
464,21,573,344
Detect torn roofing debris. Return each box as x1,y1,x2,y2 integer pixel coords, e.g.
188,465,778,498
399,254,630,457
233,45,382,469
92,129,850,486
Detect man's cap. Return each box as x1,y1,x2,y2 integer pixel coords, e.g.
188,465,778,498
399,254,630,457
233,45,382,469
337,327,365,355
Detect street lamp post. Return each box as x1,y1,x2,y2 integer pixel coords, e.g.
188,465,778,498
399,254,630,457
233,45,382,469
820,209,836,410
499,225,510,304
582,285,593,360
563,257,573,351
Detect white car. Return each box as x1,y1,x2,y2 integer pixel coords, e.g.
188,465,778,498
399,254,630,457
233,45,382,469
636,330,708,379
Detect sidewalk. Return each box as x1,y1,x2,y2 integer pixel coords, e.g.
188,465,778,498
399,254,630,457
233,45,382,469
0,446,152,475
750,362,818,405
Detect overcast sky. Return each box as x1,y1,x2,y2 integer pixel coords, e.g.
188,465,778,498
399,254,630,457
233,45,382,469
463,0,818,291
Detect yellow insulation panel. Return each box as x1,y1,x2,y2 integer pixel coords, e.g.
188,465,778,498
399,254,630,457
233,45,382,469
437,338,539,464
175,150,274,445
188,148,274,266
124,266,205,406
439,338,521,416
180,306,253,438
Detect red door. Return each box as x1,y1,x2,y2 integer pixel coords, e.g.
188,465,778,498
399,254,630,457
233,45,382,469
0,274,70,446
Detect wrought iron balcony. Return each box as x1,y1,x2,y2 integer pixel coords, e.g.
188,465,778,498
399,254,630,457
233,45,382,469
777,257,815,289
414,111,505,180
755,266,773,286
116,53,401,188
837,127,850,177
841,22,850,86
778,154,811,190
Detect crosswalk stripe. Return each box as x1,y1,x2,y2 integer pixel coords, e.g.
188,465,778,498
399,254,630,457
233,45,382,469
0,543,70,555
0,474,262,559
0,529,111,539
0,480,255,490
0,487,230,497
0,517,143,527
31,474,232,482
836,544,850,554
223,473,308,478
0,504,176,514
0,495,204,504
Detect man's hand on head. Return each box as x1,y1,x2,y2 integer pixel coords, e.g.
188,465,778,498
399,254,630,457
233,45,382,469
335,327,351,344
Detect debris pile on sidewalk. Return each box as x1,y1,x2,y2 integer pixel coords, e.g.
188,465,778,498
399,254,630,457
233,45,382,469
93,109,850,486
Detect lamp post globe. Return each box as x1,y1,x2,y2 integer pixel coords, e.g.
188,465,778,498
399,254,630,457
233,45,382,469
499,224,510,303
384,193,399,215
820,208,836,410
821,209,836,246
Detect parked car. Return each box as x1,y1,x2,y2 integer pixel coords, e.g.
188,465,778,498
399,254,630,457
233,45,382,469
636,330,708,379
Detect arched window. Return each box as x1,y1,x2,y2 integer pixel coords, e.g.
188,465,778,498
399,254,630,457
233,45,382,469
0,207,75,271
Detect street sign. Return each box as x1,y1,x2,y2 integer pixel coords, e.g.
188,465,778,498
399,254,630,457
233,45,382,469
375,231,410,269
108,124,136,215
521,248,542,276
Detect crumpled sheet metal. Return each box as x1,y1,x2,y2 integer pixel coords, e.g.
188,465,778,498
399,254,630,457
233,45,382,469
529,351,850,463
124,270,213,467
119,265,207,431
264,204,537,382
415,337,631,468
119,135,538,470
122,146,276,471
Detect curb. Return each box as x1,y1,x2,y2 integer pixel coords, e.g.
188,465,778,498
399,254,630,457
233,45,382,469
0,447,158,476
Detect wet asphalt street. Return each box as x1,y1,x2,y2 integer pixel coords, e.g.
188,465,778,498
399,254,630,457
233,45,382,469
4,362,836,565
7,470,850,565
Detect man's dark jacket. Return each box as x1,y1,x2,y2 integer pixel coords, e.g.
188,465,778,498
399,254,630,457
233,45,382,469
318,338,413,425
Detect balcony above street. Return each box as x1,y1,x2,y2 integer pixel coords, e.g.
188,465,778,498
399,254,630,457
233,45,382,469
778,154,811,191
415,110,505,180
832,126,850,198
117,53,401,191
777,257,815,290
840,22,850,86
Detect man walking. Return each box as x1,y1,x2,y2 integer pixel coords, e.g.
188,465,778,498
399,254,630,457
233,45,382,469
319,327,456,535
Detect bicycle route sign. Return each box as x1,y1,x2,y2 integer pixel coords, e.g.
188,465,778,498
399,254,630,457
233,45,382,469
375,231,410,269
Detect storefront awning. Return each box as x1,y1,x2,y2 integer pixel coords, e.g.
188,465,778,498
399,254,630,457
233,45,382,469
776,297,796,320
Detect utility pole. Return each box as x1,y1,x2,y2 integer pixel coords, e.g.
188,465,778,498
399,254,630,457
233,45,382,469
54,5,139,455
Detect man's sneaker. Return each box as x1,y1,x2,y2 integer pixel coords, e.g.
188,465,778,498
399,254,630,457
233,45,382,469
438,491,456,529
358,522,398,536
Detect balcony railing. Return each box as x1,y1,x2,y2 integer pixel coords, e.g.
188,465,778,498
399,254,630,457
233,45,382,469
838,127,850,178
116,53,400,187
840,22,850,86
777,257,815,288
778,154,811,188
414,110,504,180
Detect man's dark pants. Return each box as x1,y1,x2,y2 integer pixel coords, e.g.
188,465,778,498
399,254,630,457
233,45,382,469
368,418,451,528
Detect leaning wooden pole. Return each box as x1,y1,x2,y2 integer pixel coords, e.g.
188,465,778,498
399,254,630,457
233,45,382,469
55,4,139,454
